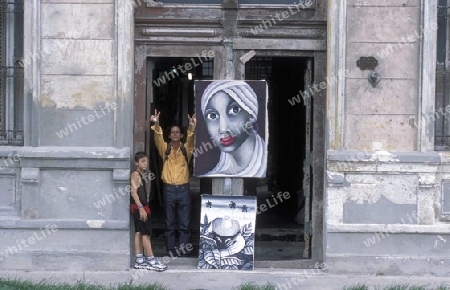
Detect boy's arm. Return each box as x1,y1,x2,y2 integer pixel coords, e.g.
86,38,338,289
130,171,147,221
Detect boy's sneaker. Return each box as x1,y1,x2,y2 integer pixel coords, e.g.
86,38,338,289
134,259,148,270
146,257,167,272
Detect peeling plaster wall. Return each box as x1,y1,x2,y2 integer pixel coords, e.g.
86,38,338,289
0,0,134,271
40,1,116,146
344,0,419,151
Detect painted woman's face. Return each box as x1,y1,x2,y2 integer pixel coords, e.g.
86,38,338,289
203,91,253,152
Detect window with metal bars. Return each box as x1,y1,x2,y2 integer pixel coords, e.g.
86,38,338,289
0,0,23,146
436,1,450,150
154,0,301,4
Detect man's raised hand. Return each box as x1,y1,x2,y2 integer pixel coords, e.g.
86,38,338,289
188,113,196,129
150,109,160,124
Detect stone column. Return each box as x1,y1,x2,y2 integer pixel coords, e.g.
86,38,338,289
211,0,244,196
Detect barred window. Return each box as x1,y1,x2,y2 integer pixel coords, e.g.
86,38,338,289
201,59,213,78
436,1,450,150
153,0,304,4
0,0,23,146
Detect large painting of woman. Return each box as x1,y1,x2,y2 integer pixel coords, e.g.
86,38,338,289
194,80,268,178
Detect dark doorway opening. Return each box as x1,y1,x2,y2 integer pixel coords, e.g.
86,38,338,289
145,56,312,261
245,56,312,260
246,57,308,214
146,57,214,257
148,57,214,209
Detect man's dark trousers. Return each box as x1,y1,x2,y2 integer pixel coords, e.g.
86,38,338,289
163,183,191,255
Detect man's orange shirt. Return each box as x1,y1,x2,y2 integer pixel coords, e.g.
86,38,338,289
151,125,194,185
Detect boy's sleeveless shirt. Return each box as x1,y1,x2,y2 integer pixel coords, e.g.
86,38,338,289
130,170,148,206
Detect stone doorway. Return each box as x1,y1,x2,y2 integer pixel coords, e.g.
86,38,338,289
133,52,325,268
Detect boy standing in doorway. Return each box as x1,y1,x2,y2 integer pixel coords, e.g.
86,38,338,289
130,151,167,271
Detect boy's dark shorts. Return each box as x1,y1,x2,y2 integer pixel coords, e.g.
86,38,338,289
132,211,152,235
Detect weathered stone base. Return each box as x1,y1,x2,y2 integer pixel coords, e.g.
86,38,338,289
326,231,450,276
325,255,450,276
0,226,130,271
0,251,130,271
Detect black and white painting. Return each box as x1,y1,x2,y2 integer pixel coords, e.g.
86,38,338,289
198,194,257,270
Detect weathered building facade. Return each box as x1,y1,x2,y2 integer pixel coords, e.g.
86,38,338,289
327,0,449,276
0,0,448,276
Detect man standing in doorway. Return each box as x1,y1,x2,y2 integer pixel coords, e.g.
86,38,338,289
150,109,196,257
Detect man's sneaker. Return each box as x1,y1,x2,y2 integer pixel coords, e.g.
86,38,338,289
134,259,148,270
146,257,167,271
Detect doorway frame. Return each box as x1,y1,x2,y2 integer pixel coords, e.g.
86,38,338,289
134,44,326,268
236,50,326,268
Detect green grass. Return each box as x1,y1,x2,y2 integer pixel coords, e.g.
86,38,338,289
381,286,425,290
0,279,449,290
236,282,276,290
344,284,369,290
0,279,168,290
344,284,450,290
116,285,167,290
0,280,278,290
379,285,450,290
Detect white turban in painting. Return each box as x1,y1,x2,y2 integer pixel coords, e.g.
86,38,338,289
201,80,259,121
199,80,267,178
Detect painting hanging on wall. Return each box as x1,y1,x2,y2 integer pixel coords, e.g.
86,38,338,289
193,80,268,178
198,194,257,270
